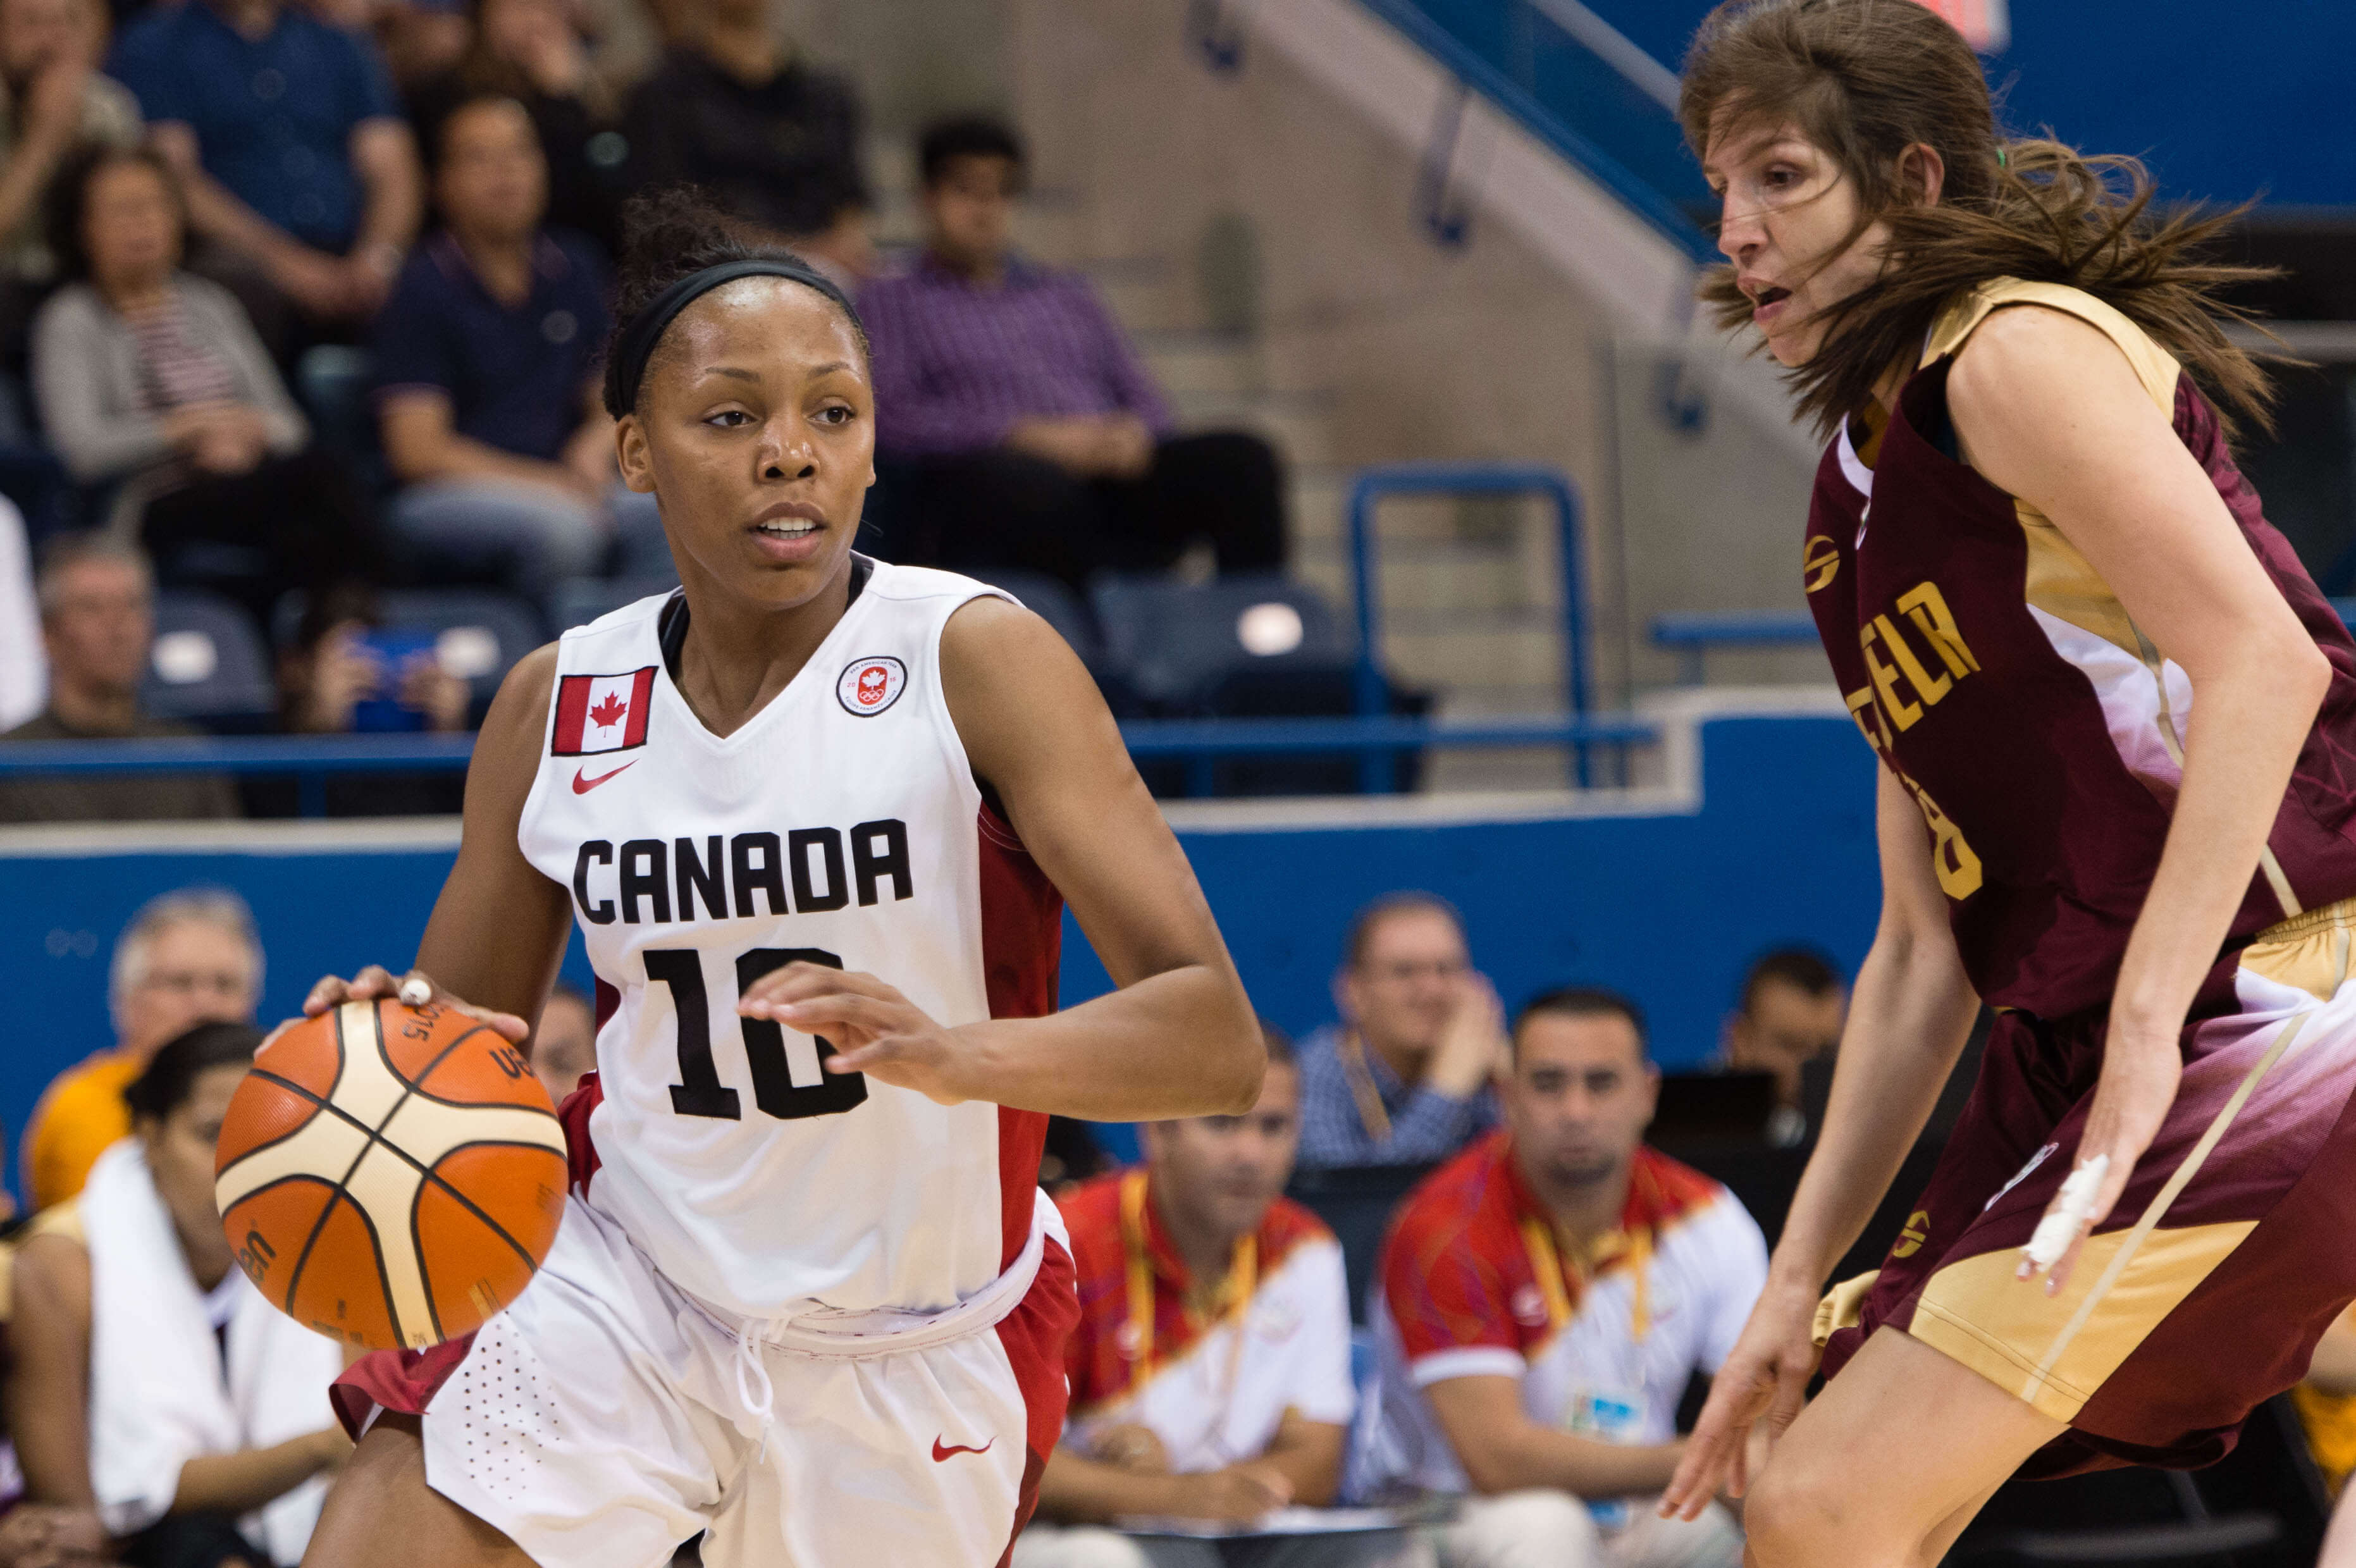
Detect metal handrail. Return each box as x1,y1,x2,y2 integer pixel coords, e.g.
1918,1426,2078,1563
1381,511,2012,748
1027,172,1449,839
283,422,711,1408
1650,608,1817,685
0,717,1662,813
1345,462,1592,790
1351,0,1713,261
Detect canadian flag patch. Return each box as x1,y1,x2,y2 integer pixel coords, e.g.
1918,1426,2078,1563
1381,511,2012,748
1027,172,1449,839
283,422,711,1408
553,668,656,755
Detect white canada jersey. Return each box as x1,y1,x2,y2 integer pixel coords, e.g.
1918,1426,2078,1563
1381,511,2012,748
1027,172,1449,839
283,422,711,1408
515,560,1063,1321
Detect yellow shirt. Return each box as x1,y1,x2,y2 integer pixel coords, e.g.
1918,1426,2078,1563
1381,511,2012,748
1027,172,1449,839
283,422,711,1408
22,1054,140,1214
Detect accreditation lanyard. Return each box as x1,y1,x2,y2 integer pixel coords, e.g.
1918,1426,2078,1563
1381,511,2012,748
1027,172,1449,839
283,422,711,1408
1119,1169,1259,1393
1517,1213,1651,1348
1337,1032,1395,1144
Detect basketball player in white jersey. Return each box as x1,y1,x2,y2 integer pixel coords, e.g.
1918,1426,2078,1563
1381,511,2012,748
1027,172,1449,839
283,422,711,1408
292,191,1266,1568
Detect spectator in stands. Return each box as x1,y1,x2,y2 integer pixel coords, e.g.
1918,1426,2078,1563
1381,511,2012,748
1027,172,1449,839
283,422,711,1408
254,580,469,816
0,1507,106,1568
1715,948,1844,1147
1294,894,1501,1171
620,0,869,280
104,0,421,342
858,116,1285,593
374,96,663,605
1021,1027,1417,1568
408,0,624,254
0,536,238,824
20,886,260,1212
529,978,595,1104
0,0,137,335
9,1023,347,1568
32,147,384,622
1366,989,1763,1568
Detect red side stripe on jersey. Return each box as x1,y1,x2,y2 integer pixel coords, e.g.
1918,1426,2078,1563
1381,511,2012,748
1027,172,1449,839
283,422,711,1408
978,801,1063,1269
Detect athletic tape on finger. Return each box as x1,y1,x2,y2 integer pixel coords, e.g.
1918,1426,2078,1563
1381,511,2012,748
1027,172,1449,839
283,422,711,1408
2023,1154,2109,1268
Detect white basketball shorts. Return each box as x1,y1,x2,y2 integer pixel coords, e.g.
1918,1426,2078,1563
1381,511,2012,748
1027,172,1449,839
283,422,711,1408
333,1193,1077,1568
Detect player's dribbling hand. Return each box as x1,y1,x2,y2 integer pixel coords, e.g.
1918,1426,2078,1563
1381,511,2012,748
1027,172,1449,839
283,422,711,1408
737,963,975,1106
299,966,531,1044
1659,1272,1819,1521
2018,1023,2180,1295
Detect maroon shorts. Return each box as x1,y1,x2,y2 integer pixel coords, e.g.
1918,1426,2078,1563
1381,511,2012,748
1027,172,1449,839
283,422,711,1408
1822,901,2356,1475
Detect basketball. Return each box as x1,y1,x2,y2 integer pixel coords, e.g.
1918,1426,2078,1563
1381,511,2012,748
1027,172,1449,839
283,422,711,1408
213,998,570,1352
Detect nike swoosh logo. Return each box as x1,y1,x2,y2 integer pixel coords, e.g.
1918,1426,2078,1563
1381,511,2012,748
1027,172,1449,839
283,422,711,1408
932,1436,994,1462
572,760,638,794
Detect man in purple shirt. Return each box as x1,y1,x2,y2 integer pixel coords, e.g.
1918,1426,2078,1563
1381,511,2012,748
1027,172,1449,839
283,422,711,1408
857,116,1284,591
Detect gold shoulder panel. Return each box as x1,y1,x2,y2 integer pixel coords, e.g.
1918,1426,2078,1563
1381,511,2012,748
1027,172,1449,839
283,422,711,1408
1924,278,2181,414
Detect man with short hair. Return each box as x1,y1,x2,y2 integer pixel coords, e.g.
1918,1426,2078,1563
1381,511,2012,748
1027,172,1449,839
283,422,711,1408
106,0,422,333
1717,949,1844,1145
21,886,263,1210
1293,894,1503,1171
0,534,238,824
1367,989,1763,1568
858,114,1286,591
1020,1028,1416,1568
374,94,663,605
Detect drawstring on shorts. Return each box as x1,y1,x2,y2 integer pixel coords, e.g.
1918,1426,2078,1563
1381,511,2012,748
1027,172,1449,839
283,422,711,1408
732,1320,779,1461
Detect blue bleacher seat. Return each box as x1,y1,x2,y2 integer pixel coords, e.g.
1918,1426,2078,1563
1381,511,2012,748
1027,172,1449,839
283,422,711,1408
143,589,275,731
375,590,547,714
1089,572,1352,711
959,569,1098,665
549,576,681,637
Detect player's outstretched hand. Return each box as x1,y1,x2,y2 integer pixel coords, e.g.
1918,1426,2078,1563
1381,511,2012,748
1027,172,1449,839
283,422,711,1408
738,963,975,1106
1660,1273,1819,1521
2017,1023,2180,1295
298,965,530,1044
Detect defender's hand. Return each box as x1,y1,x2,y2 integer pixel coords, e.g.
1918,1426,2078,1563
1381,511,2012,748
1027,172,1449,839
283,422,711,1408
1661,1274,1820,1520
298,966,529,1043
738,964,974,1105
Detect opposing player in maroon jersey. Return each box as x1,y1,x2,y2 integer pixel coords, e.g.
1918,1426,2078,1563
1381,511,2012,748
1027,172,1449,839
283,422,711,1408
1658,3,2356,1562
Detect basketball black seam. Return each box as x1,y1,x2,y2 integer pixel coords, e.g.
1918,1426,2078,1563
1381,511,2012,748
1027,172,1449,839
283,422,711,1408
279,1003,388,1337
370,1016,555,1280
255,1038,553,1320
245,1068,554,1269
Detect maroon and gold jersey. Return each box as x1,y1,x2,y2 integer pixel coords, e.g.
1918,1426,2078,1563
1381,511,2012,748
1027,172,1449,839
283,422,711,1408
1805,278,2356,1020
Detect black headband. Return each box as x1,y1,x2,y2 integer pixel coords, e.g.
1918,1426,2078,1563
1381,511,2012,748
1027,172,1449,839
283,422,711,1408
608,259,863,413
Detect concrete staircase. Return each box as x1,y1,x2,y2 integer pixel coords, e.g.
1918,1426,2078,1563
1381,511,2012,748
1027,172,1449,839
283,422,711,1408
867,135,1593,791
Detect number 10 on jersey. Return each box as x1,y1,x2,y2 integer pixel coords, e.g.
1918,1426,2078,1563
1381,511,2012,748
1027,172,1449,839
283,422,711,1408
644,947,868,1120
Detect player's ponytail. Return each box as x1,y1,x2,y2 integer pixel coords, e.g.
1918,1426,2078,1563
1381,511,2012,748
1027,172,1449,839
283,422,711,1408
1679,0,2279,441
600,187,869,416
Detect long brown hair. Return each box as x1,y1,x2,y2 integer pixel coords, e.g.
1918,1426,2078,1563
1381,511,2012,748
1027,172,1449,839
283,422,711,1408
1679,0,2277,440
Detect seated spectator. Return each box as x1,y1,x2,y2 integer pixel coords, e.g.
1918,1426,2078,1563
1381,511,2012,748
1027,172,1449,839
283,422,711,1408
0,0,138,336
619,0,870,280
1714,948,1844,1147
1363,989,1763,1568
529,978,595,1104
374,96,662,605
20,885,261,1211
407,0,624,254
1020,1028,1419,1568
104,0,421,341
0,536,238,824
31,148,383,622
9,1023,348,1568
858,116,1285,593
1295,894,1500,1171
250,580,467,816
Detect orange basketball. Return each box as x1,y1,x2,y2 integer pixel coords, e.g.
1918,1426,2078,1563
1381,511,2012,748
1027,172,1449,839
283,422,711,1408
214,998,569,1351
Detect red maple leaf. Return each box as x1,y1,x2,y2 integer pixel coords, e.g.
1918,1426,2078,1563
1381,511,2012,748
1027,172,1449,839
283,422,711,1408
589,692,629,730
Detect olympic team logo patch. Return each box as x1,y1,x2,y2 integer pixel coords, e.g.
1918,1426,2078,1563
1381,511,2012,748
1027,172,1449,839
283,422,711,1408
837,655,908,716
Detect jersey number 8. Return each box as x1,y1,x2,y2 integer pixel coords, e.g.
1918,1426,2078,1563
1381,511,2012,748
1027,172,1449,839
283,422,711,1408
644,946,869,1120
